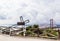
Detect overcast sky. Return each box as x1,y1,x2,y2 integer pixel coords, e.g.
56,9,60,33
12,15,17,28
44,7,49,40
0,0,60,25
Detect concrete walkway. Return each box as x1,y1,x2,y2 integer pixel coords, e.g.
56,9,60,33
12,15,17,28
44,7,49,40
0,34,59,41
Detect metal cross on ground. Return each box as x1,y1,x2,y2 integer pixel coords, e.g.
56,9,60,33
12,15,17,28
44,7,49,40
17,16,29,36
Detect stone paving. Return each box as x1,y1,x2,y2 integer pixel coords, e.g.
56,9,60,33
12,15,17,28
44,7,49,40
0,34,59,41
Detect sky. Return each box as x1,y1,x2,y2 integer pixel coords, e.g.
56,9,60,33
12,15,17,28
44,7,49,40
0,0,60,26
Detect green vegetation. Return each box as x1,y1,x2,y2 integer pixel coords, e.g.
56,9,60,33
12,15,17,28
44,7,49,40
26,24,43,37
18,24,59,39
43,28,58,38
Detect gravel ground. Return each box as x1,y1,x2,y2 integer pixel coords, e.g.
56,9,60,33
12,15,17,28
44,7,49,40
0,34,59,41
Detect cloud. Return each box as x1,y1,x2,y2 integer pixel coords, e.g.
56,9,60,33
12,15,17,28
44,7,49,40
0,0,60,25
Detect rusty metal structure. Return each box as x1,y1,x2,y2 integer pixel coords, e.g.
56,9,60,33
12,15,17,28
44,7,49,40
0,16,29,36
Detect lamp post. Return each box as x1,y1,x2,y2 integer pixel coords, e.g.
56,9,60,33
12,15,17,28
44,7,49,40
17,16,29,37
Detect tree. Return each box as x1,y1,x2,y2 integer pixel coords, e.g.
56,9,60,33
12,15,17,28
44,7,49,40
33,24,39,28
34,28,43,37
26,26,32,31
26,26,32,36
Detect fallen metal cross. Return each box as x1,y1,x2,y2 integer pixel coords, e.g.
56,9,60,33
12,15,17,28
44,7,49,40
17,16,29,36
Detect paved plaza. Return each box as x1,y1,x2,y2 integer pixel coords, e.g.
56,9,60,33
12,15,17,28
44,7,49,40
0,34,59,41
